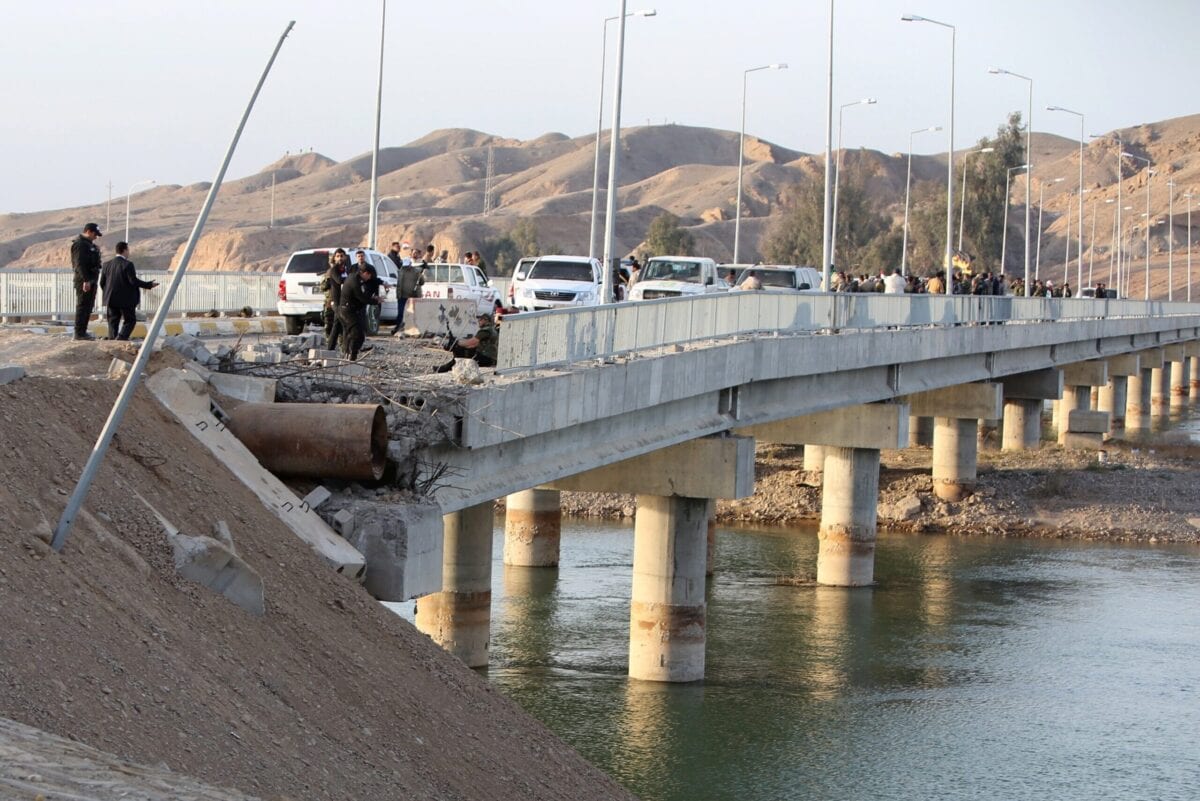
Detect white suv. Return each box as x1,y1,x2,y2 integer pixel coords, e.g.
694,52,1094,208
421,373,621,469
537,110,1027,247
510,255,602,311
277,247,398,335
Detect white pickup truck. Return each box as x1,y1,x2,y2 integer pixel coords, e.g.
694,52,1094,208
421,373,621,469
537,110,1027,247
419,263,499,316
509,255,602,311
628,256,728,301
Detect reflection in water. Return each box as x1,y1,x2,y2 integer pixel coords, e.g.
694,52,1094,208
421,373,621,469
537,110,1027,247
483,520,1200,801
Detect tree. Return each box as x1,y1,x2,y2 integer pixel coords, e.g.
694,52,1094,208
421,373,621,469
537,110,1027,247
959,112,1026,274
763,181,822,266
511,219,540,258
644,212,694,257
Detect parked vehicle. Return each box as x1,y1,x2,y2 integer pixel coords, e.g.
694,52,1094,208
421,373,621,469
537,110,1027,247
509,255,602,311
420,263,499,315
627,257,727,301
507,257,539,304
277,247,397,335
728,264,823,292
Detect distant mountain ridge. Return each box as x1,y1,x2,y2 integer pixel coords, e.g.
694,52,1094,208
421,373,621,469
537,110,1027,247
2,114,1197,275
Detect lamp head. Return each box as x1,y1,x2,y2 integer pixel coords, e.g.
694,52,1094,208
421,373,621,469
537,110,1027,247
987,66,1003,74
901,14,925,22
635,9,657,17
862,98,877,105
770,63,788,70
930,126,943,132
979,147,996,153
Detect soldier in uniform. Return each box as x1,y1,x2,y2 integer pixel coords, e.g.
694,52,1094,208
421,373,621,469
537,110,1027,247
322,248,349,351
451,312,499,368
337,258,380,361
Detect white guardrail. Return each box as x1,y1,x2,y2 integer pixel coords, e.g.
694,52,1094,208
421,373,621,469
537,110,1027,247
0,270,280,319
496,291,1199,372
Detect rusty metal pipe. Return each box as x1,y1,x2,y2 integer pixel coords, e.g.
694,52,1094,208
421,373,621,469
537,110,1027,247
228,403,388,481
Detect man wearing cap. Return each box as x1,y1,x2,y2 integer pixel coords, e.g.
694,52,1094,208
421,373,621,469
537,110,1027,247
99,241,159,340
70,223,104,340
450,312,498,368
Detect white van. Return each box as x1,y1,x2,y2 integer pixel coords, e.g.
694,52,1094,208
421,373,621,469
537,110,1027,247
509,255,602,311
277,247,398,335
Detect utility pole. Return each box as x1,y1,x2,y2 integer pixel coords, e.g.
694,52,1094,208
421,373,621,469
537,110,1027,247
483,146,495,216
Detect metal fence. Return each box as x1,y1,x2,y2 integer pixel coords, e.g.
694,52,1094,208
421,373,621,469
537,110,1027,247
0,270,279,319
497,291,1197,371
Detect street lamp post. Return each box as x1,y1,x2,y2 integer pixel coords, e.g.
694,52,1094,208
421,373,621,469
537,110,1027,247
600,0,631,304
989,67,1033,293
1121,152,1152,299
374,194,403,224
1167,179,1176,301
831,98,877,269
902,125,941,276
1062,190,1073,289
367,0,386,251
821,0,834,293
1035,177,1065,278
734,62,787,264
1047,106,1085,292
1002,165,1028,280
589,8,656,261
903,14,956,294
1185,193,1195,303
125,179,156,244
958,146,995,250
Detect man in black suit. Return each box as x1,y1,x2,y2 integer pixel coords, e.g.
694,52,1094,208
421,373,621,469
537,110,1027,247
70,222,104,340
99,241,158,340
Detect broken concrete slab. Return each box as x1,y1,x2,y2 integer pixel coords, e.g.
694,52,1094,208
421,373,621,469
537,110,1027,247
0,365,26,385
303,486,333,511
336,500,444,602
170,531,265,616
208,372,277,403
106,359,131,381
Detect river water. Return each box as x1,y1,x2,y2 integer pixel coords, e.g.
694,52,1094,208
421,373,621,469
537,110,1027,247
394,521,1200,801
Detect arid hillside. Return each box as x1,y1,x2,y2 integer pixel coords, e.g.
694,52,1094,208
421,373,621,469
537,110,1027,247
2,114,1197,293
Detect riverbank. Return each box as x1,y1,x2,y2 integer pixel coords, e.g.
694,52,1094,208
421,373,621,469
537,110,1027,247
549,439,1200,543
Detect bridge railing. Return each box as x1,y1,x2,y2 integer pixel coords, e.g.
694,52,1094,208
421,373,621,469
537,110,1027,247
497,291,1192,371
0,270,280,319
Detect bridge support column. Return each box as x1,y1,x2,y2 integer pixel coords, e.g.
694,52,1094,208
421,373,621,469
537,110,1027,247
804,444,826,475
933,417,977,501
1058,387,1090,445
908,415,933,447
1125,369,1153,435
415,502,494,668
977,418,1002,451
706,499,717,578
817,447,880,586
1002,399,1041,451
1191,358,1200,400
629,494,708,682
1050,400,1061,439
1151,366,1170,415
1098,378,1127,427
1170,358,1189,411
503,489,561,567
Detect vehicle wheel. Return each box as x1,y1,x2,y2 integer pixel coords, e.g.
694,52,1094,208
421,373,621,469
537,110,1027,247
284,315,305,335
365,305,380,336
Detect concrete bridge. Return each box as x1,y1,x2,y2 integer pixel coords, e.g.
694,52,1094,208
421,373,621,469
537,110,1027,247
407,292,1200,682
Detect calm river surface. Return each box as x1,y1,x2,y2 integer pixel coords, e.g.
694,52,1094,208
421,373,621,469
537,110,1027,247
392,521,1200,801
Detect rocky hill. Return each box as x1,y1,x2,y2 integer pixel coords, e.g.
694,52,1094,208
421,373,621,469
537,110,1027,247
2,115,1198,283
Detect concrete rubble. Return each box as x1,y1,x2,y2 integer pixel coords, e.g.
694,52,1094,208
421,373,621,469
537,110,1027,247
321,495,444,602
0,364,27,384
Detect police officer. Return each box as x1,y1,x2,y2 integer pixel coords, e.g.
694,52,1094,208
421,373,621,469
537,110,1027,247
337,257,381,361
322,248,349,351
70,222,104,340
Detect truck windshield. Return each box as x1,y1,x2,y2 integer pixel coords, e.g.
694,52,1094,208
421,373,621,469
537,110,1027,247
528,260,594,282
426,265,465,284
738,269,794,288
643,260,703,283
285,253,334,274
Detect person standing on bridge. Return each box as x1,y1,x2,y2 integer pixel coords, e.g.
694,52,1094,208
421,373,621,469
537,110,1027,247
70,222,104,341
338,258,380,361
322,248,350,351
390,251,425,336
99,241,158,340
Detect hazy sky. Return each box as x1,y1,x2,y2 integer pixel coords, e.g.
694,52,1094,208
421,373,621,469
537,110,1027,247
3,0,1196,215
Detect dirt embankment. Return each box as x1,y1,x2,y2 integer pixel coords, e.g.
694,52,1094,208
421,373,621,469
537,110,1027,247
553,442,1200,543
0,357,634,800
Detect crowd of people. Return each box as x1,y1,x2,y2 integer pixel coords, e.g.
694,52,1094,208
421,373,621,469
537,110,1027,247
824,266,1088,298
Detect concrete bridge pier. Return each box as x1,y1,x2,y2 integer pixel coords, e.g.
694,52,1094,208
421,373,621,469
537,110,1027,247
1057,386,1090,445
908,415,934,447
803,444,826,475
1002,399,1042,451
741,404,907,587
1151,365,1170,416
415,502,495,668
906,384,1002,501
706,499,717,578
1125,369,1153,435
1057,362,1109,447
817,446,881,586
1098,354,1138,428
503,489,561,567
545,436,755,682
999,370,1062,452
1170,357,1190,411
630,494,709,682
